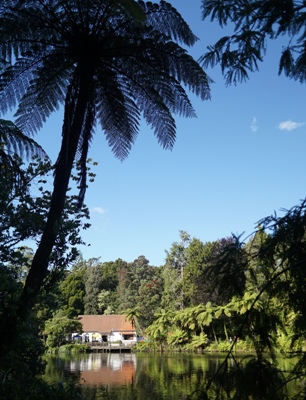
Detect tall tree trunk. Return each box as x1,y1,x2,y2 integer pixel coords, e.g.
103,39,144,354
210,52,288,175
223,317,229,341
18,71,93,321
211,323,218,344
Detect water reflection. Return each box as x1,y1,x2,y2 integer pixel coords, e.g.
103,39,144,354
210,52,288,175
44,353,303,399
71,353,136,386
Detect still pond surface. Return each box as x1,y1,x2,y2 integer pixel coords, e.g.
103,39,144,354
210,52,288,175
43,352,303,399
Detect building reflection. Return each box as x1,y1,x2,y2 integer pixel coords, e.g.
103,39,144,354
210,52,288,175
69,353,136,386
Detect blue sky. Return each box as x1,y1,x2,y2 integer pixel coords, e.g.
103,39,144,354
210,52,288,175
24,1,306,266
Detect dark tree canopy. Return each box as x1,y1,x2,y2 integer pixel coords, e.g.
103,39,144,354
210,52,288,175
201,0,306,84
0,0,211,317
0,0,211,202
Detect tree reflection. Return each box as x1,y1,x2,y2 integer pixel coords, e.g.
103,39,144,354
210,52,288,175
43,353,304,399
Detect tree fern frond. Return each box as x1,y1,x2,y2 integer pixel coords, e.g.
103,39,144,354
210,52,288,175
0,119,47,160
278,47,294,76
202,0,238,26
14,53,71,135
116,0,146,25
0,118,47,194
0,58,36,115
161,42,212,101
126,32,212,107
96,73,140,160
138,84,176,150
291,42,306,82
0,148,26,193
140,0,199,46
156,78,196,118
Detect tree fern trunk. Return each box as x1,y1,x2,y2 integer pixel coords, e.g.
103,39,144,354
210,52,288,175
211,323,218,344
223,317,229,341
18,70,93,321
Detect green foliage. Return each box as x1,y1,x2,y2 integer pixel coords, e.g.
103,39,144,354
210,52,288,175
0,156,90,370
145,204,306,358
44,315,82,349
202,236,247,305
163,233,246,310
206,340,232,353
97,289,118,315
257,201,306,336
199,356,290,400
146,309,175,348
124,306,141,330
201,0,306,84
0,315,46,398
162,231,191,310
57,343,89,354
136,340,158,352
117,256,163,329
0,156,90,270
60,268,85,318
0,378,84,400
0,265,21,347
137,272,163,328
0,153,91,394
0,119,47,194
183,238,212,306
100,260,120,292
98,259,125,314
167,328,189,346
184,332,209,350
84,259,103,315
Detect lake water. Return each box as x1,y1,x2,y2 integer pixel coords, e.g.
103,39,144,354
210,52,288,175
43,351,303,399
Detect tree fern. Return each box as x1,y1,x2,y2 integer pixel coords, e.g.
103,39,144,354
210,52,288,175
0,0,211,322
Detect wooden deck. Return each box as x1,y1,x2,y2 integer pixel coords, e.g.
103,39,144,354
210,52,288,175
89,343,136,352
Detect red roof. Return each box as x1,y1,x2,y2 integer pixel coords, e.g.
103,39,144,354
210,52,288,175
78,315,135,333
